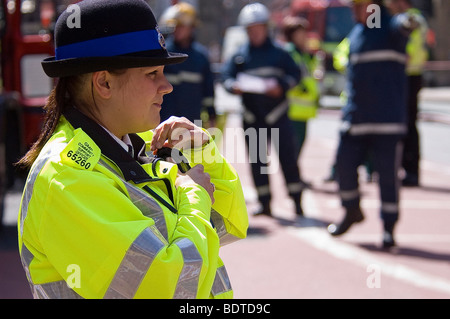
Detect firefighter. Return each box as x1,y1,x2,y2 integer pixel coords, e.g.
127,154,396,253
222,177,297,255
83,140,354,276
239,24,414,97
327,0,417,248
221,3,305,217
16,0,248,299
158,2,216,127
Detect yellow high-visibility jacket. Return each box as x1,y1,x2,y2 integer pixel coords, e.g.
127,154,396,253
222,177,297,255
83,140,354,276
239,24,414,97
285,44,320,121
18,112,248,299
405,8,428,76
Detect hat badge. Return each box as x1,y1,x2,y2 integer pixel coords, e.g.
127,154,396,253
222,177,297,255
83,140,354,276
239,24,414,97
156,26,166,49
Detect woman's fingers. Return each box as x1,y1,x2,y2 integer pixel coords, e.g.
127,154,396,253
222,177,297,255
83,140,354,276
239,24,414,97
151,116,209,151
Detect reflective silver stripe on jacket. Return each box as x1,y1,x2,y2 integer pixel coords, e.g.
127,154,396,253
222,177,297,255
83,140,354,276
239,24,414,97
19,145,65,236
245,67,298,89
22,244,82,299
245,66,284,78
202,96,214,108
210,209,241,246
211,265,232,296
103,228,204,299
173,238,203,298
342,122,407,136
19,144,83,299
104,225,167,298
350,50,408,65
123,180,169,240
165,71,203,85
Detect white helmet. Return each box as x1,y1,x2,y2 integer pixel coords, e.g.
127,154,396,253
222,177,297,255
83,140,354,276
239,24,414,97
237,2,270,27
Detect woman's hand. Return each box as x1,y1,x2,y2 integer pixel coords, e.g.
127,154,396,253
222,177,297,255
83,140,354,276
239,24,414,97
151,116,209,152
175,164,215,204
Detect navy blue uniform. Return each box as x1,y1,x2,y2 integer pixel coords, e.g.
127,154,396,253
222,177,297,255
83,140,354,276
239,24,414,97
221,38,303,209
160,37,216,123
336,7,410,227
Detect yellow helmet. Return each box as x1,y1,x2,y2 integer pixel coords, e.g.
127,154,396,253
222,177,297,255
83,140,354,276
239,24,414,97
159,2,199,29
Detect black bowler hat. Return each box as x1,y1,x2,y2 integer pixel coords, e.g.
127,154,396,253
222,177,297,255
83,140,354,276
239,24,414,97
42,0,188,78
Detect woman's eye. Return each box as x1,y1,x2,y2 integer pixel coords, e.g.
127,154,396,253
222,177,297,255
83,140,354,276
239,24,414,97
147,71,158,77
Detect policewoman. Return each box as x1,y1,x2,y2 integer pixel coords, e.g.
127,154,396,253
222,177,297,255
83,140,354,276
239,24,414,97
17,0,248,299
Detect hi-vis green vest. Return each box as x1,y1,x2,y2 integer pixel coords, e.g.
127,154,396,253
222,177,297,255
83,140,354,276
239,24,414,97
18,116,248,299
333,37,350,74
333,37,350,105
405,8,428,76
286,44,320,121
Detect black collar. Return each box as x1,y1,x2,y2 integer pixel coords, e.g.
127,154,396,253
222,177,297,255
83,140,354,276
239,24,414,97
63,107,152,184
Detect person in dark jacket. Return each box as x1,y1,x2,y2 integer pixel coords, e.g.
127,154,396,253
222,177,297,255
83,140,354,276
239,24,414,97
159,2,216,127
221,3,305,217
327,0,418,248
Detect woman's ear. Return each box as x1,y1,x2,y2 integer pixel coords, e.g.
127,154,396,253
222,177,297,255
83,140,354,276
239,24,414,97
92,71,112,99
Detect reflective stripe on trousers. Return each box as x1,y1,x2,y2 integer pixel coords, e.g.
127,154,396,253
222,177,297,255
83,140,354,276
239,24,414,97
19,153,232,298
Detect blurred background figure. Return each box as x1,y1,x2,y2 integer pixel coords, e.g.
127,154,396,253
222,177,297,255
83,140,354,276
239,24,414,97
159,2,217,127
282,16,321,183
221,2,305,218
387,0,429,187
327,0,417,249
324,35,375,184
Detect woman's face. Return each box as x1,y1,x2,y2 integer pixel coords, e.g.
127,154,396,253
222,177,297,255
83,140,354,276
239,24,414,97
109,66,173,136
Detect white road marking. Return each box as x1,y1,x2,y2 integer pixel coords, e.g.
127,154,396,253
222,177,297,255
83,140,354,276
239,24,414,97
321,198,450,210
289,227,450,296
422,160,450,175
342,233,450,243
290,191,450,296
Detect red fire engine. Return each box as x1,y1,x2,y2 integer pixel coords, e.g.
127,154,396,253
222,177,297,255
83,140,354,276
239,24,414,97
0,0,75,228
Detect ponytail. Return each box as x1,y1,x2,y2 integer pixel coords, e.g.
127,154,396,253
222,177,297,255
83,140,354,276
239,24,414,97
16,75,86,169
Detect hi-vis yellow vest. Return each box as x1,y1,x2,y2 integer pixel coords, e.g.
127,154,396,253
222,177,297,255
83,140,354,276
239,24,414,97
333,38,350,105
405,8,428,76
286,46,320,121
18,116,248,299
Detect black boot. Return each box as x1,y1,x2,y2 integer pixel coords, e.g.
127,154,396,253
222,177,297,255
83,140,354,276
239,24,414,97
328,206,364,236
382,221,396,249
402,173,419,187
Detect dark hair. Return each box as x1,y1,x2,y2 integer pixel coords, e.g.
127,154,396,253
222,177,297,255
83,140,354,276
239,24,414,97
282,16,310,42
17,68,130,170
16,75,87,169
